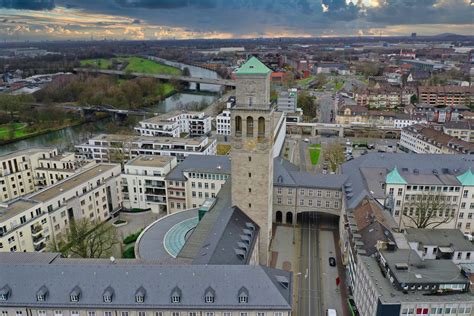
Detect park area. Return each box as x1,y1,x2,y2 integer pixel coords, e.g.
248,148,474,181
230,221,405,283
80,56,181,76
0,123,28,140
308,144,321,165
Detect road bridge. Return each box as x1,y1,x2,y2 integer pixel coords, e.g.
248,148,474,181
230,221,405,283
286,122,401,139
73,68,236,88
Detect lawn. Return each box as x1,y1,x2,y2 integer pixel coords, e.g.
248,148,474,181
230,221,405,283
80,56,181,76
0,123,28,140
334,80,345,91
80,58,113,69
123,57,181,76
297,76,315,87
308,144,321,165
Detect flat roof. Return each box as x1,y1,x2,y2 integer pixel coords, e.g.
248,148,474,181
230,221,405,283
87,134,207,146
29,164,117,202
405,228,474,252
360,255,473,304
0,199,40,222
126,156,175,168
0,147,55,161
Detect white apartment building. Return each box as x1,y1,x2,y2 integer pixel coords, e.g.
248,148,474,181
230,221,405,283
135,111,212,138
400,124,474,154
165,155,231,213
0,163,122,253
216,109,231,135
122,156,177,213
34,152,96,188
75,134,217,163
0,148,57,202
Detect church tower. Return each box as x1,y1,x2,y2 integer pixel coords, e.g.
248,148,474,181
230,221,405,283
230,57,274,265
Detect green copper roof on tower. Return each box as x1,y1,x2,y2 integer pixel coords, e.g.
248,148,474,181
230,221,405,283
235,56,272,75
457,168,474,186
386,166,407,185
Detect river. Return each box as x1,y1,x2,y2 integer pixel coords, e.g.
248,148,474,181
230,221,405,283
0,59,221,155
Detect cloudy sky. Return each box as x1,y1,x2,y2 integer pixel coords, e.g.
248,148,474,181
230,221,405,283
0,0,472,41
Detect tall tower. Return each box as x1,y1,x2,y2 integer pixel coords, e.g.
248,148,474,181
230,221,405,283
231,57,274,265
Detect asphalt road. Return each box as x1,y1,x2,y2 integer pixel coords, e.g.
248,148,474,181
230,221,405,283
315,92,336,123
298,212,323,316
297,213,345,316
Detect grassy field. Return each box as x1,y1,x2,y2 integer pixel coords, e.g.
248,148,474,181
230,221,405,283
297,76,315,87
80,58,113,69
308,144,321,165
80,56,181,76
0,123,28,140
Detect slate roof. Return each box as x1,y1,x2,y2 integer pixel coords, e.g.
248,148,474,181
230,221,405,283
235,57,272,75
0,253,291,310
341,153,474,209
178,180,259,265
165,155,231,181
274,157,347,189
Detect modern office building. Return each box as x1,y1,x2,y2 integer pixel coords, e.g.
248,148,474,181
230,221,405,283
0,163,122,253
276,88,297,113
122,156,177,213
75,134,217,163
135,111,212,138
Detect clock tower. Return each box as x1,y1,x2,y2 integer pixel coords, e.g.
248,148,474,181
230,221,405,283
230,57,275,265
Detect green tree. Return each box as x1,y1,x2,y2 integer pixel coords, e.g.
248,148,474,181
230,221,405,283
323,143,345,173
182,67,191,77
297,91,316,117
401,193,453,229
48,219,118,258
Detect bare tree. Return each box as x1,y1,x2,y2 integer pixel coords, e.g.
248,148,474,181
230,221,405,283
323,143,345,172
48,219,118,258
402,193,454,229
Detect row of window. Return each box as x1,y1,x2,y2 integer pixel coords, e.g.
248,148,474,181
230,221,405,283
16,312,284,316
401,306,471,315
276,187,340,198
191,182,217,190
191,191,216,199
187,173,228,181
275,197,339,208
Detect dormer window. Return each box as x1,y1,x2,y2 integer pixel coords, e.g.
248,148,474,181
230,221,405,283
171,287,181,304
204,287,215,304
135,286,146,303
36,286,48,302
69,286,81,302
238,287,249,304
103,286,114,303
0,285,11,301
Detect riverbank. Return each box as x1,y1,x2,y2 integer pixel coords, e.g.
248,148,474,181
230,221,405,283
0,115,106,146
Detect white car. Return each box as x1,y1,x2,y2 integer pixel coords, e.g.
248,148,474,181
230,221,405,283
303,138,310,143
464,233,473,241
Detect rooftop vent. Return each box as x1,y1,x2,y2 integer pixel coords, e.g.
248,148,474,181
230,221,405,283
395,263,409,270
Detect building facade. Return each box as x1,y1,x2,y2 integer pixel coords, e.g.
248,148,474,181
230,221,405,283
122,156,177,213
276,89,297,113
0,164,122,253
135,111,212,138
75,134,217,163
418,86,474,107
215,109,231,136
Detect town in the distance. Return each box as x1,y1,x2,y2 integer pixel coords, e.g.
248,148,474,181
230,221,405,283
0,32,474,316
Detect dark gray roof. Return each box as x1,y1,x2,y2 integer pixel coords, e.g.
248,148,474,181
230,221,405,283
0,253,291,310
405,228,474,252
274,157,347,189
341,153,474,209
178,180,259,265
358,221,395,256
165,155,231,181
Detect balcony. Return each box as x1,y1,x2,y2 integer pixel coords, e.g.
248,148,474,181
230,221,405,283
144,180,165,188
33,234,45,245
145,188,166,196
31,225,43,236
146,196,166,203
34,242,46,252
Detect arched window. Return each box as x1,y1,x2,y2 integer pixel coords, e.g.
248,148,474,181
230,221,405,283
286,212,293,225
235,116,242,136
258,117,265,137
246,116,254,137
275,211,282,224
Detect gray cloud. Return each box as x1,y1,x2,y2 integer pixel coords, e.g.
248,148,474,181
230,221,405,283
0,0,55,10
114,0,216,9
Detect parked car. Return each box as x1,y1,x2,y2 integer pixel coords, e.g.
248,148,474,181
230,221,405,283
303,138,310,143
329,257,336,267
464,233,473,241
327,309,337,316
